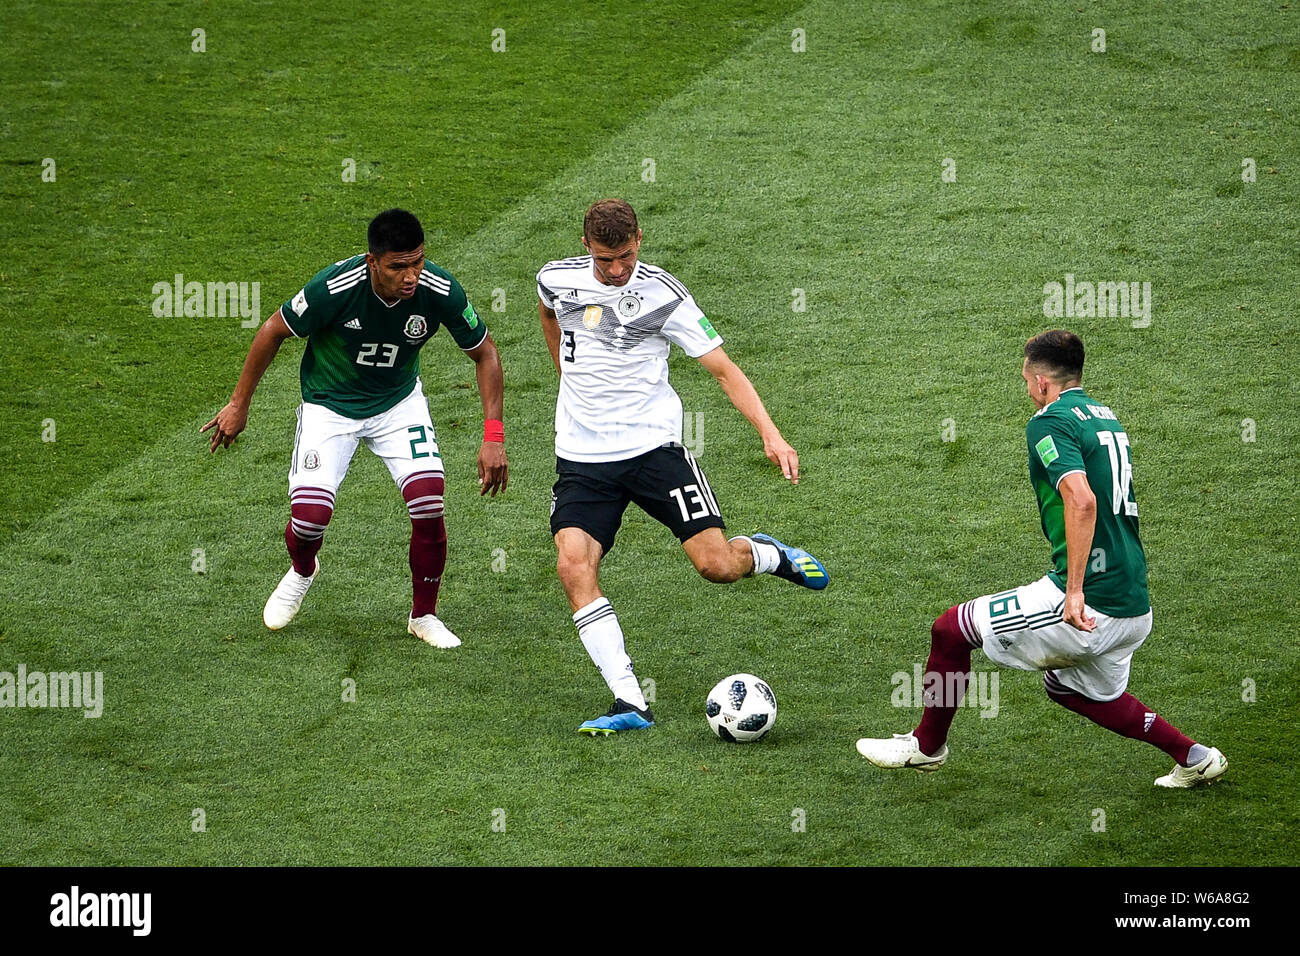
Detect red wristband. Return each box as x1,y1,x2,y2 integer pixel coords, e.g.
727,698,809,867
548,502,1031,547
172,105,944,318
483,419,504,444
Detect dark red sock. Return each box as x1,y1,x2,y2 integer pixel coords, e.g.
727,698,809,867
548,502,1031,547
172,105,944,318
403,473,446,618
913,605,974,757
286,487,334,576
1045,675,1195,764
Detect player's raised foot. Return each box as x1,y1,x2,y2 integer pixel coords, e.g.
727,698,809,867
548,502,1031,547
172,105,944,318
408,614,461,649
1154,746,1227,789
578,699,655,736
855,732,949,772
751,533,828,590
263,557,320,630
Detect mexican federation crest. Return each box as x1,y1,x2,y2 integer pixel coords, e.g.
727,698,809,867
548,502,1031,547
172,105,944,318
404,315,429,339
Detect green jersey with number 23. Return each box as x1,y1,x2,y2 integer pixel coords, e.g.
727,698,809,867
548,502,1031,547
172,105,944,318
280,254,487,419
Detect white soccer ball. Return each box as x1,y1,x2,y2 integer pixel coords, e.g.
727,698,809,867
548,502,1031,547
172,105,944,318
705,673,777,742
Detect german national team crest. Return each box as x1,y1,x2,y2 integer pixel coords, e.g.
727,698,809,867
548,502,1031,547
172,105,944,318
617,293,641,318
303,450,320,471
582,305,603,330
404,315,428,339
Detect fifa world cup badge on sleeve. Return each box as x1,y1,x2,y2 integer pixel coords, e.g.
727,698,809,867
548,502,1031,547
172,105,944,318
1035,434,1059,467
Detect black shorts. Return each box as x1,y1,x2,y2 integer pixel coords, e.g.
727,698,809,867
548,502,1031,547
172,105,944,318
550,443,726,554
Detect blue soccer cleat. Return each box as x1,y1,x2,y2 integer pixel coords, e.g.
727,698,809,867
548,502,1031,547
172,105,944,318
752,533,829,590
578,699,655,736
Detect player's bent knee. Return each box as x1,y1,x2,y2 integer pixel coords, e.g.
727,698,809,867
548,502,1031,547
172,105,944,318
1044,670,1083,701
931,605,966,648
402,472,445,522
695,562,726,583
690,546,746,584
289,487,335,542
556,552,598,590
695,560,742,584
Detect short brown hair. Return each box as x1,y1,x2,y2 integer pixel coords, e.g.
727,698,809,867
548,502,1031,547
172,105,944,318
583,199,639,247
1024,329,1085,382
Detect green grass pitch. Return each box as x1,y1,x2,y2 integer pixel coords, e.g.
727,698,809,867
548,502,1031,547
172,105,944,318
1,0,1297,866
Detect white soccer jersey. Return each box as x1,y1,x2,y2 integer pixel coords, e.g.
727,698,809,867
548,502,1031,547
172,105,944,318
537,256,723,462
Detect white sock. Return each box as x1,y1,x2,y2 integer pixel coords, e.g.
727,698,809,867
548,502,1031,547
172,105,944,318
1185,743,1210,765
573,597,646,710
731,535,780,576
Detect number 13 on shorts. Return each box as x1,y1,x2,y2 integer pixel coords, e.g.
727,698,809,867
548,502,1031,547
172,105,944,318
669,484,711,521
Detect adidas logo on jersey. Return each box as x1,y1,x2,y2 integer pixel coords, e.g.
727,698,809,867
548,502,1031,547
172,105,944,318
344,318,362,330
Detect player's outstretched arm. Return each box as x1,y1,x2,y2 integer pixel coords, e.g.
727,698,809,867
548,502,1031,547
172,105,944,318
466,334,508,497
539,301,562,376
696,347,799,484
200,308,295,452
1059,471,1098,632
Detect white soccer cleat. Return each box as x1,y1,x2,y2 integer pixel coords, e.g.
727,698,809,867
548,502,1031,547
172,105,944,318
1155,746,1227,788
263,558,320,630
408,614,461,649
855,732,949,772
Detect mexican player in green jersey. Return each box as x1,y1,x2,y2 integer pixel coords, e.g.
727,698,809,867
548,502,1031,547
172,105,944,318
856,330,1227,788
202,209,508,648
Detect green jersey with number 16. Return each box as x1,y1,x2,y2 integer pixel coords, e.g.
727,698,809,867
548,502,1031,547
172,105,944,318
280,254,487,419
1024,387,1150,617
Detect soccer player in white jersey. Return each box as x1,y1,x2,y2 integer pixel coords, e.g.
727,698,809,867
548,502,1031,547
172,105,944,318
202,209,508,648
537,199,828,735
